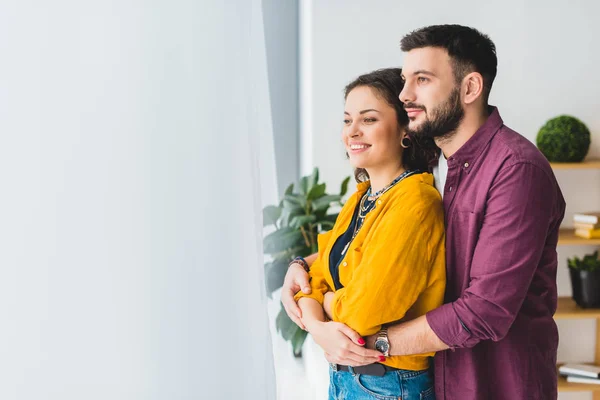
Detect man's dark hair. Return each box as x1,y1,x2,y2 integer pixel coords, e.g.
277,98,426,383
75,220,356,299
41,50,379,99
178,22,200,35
400,25,497,103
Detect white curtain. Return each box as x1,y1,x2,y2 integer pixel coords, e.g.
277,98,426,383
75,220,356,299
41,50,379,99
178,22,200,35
0,1,276,399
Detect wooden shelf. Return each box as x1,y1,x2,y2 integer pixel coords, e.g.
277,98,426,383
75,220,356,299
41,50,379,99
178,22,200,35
555,297,600,319
555,302,600,394
551,159,600,397
551,160,600,170
558,229,600,245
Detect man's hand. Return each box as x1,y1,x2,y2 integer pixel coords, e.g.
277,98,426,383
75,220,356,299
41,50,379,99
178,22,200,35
281,263,311,330
308,321,384,367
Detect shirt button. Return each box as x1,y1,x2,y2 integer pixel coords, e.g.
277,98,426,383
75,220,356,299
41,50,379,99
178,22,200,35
342,261,348,266
377,200,382,205
448,186,453,192
464,162,469,168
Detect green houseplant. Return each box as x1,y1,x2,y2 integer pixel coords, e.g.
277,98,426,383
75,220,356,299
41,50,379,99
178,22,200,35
263,168,350,356
536,115,591,162
568,251,600,308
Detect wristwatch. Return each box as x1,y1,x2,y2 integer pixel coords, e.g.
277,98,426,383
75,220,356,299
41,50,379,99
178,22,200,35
374,327,390,357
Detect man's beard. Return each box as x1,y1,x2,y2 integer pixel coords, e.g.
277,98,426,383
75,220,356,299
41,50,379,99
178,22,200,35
405,87,464,140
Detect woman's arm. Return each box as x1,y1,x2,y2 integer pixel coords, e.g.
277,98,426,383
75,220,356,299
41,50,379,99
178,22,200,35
304,253,318,266
297,297,327,329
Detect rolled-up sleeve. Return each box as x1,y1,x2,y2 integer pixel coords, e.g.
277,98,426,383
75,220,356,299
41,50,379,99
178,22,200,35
427,162,562,349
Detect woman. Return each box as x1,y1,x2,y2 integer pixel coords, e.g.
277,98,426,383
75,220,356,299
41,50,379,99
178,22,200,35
294,68,445,400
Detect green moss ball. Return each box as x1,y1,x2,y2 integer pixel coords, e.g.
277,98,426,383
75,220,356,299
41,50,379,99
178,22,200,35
536,115,591,162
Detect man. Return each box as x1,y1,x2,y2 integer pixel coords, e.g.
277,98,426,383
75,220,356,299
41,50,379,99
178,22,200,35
282,25,565,400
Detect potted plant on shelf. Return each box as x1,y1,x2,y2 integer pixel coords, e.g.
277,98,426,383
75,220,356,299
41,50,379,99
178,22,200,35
536,115,591,163
568,251,600,308
263,167,350,356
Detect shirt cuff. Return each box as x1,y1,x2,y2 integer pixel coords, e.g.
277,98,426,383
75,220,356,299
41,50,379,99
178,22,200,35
426,302,472,349
294,290,324,305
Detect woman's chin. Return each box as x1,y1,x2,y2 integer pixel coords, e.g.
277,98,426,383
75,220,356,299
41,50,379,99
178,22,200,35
349,162,368,170
348,157,369,170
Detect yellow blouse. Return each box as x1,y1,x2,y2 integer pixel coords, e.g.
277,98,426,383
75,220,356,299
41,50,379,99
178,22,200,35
295,172,446,371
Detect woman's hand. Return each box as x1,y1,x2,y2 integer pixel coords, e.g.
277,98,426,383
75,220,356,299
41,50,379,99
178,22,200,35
281,264,311,330
306,320,384,367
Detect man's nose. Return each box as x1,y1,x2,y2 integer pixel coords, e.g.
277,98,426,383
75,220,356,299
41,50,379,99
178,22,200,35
399,81,415,104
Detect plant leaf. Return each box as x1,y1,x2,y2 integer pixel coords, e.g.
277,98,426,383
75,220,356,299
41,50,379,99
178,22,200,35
262,205,282,227
307,183,326,201
299,176,310,195
291,326,308,357
311,167,319,188
280,183,295,207
280,206,304,227
284,194,306,208
284,183,294,196
313,195,342,211
276,308,298,341
319,221,335,230
265,258,289,295
290,215,317,229
340,176,351,196
263,227,304,254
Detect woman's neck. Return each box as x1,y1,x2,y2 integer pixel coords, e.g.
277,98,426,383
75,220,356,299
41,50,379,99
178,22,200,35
367,165,406,194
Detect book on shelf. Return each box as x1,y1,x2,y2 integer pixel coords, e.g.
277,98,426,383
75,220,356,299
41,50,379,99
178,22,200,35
559,363,600,378
573,212,600,225
566,375,600,385
574,228,600,239
574,222,600,230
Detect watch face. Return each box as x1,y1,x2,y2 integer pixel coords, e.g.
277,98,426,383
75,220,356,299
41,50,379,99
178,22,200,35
375,340,389,354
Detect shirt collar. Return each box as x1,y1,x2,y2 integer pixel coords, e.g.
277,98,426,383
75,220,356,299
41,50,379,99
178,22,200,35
438,106,503,173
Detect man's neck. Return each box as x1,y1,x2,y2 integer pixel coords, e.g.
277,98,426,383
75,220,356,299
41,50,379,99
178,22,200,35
436,108,490,159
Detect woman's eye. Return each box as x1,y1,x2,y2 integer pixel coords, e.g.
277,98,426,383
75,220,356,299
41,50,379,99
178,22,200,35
364,118,376,123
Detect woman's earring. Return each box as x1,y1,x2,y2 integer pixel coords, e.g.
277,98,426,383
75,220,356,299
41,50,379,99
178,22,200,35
401,137,412,149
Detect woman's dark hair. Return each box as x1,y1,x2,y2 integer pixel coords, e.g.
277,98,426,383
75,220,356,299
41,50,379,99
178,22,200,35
400,24,497,104
343,68,439,182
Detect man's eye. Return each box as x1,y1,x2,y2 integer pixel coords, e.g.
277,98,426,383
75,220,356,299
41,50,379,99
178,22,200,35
343,119,351,124
417,77,429,83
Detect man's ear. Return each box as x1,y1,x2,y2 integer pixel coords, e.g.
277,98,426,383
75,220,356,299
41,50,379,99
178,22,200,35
462,72,484,105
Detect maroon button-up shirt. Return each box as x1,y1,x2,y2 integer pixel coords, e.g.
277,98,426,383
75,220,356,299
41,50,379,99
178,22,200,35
426,108,565,400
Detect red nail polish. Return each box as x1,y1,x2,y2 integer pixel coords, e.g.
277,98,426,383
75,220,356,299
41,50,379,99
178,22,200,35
379,356,386,362
358,338,365,345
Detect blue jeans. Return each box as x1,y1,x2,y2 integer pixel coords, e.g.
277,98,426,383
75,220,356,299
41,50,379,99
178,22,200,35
328,366,435,400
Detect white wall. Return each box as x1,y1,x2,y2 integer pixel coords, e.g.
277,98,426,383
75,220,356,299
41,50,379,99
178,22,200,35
300,1,600,399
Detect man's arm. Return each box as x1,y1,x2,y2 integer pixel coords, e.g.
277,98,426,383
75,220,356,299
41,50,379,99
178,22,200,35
375,162,562,353
367,315,449,356
428,163,562,349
